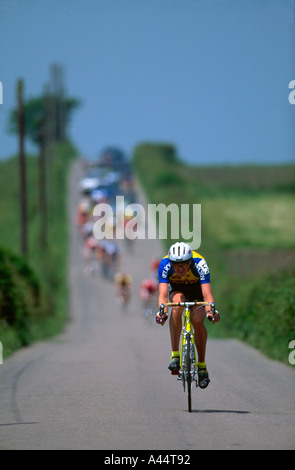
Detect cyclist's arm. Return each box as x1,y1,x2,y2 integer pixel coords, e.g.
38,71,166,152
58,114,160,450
158,282,169,311
201,282,214,315
155,282,169,325
201,282,220,322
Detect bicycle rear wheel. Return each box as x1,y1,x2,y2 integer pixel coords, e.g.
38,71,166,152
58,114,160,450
186,335,192,412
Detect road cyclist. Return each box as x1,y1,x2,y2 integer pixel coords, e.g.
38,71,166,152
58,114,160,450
140,277,158,310
114,272,132,308
156,242,220,389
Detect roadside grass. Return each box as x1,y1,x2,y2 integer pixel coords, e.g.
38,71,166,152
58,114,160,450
202,194,295,249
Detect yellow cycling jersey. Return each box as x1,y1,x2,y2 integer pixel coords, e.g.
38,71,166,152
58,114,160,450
158,251,210,286
115,273,132,286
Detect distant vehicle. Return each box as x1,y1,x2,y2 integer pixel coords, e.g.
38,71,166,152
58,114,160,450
97,146,131,174
90,182,121,202
78,167,107,194
103,170,121,185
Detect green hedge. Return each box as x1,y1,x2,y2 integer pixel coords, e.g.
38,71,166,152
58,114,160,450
0,246,48,350
219,269,295,364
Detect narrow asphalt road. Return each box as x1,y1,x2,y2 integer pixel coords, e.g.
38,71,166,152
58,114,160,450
0,159,294,450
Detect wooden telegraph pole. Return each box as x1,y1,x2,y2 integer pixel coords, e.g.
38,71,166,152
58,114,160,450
17,78,28,256
39,130,47,250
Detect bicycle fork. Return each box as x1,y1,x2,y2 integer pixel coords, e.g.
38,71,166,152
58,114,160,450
178,327,198,388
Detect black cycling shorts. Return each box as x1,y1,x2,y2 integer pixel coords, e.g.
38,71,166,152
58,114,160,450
168,282,204,302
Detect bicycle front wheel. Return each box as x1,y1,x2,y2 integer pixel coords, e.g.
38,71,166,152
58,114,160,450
186,335,192,412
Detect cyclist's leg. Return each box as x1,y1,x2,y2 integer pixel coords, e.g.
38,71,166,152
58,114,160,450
190,305,207,363
191,305,210,388
168,290,185,352
123,286,130,304
166,290,184,372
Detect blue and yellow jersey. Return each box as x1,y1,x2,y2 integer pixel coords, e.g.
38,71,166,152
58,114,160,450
158,250,210,287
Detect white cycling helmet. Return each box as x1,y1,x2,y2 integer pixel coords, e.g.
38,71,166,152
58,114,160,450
168,242,192,263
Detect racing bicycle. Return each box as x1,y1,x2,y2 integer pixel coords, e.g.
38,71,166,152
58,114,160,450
159,301,216,413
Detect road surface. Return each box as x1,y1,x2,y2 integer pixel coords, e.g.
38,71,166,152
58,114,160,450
0,160,294,450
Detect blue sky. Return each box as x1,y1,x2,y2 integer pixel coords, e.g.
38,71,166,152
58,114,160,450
0,0,294,165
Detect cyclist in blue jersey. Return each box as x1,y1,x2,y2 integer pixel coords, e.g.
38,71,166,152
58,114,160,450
156,242,220,389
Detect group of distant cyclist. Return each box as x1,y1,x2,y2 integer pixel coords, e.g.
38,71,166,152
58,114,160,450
77,197,120,278
76,171,159,313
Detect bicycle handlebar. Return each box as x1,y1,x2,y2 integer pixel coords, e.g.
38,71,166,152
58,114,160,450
161,301,215,309
160,301,217,321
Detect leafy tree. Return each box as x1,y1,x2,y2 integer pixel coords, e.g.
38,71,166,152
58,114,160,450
8,94,81,148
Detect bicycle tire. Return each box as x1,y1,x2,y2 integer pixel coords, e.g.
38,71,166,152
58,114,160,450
186,335,192,412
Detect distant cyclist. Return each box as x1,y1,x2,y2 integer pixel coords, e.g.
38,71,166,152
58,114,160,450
114,272,132,307
156,242,220,389
100,239,121,280
139,277,158,307
83,232,100,275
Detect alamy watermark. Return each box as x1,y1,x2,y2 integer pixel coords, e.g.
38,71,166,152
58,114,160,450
92,196,201,248
0,81,3,104
0,341,3,364
288,340,295,365
288,80,295,104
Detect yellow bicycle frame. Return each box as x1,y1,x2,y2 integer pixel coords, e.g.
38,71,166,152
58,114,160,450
180,304,196,372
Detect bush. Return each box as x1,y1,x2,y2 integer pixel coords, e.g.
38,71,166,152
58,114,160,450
0,246,44,346
155,171,182,186
220,269,295,364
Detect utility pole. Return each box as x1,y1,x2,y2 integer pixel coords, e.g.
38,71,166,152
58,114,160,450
50,63,66,142
38,86,51,251
17,78,28,256
39,135,47,250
